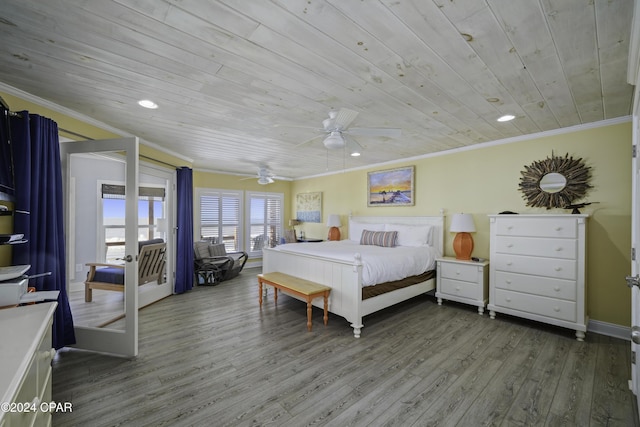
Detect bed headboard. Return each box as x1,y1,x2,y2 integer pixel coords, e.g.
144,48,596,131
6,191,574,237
349,215,444,256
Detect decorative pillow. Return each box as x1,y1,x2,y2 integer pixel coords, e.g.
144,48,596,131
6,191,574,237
194,241,211,259
349,221,385,241
208,243,227,257
360,230,398,247
385,224,433,246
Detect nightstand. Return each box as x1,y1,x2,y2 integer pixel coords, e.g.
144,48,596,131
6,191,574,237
435,257,489,315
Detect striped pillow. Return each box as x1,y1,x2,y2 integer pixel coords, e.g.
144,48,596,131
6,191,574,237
360,230,398,247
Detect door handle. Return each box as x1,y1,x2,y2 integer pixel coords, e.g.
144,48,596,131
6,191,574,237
123,255,133,263
632,326,640,344
626,275,640,288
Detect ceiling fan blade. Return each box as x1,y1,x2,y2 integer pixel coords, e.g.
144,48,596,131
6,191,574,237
346,127,402,138
294,134,324,148
333,108,359,130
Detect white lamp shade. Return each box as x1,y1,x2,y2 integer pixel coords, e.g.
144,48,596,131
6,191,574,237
326,214,342,227
450,213,476,233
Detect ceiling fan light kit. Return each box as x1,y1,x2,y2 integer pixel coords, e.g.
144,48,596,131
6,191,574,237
295,108,401,157
323,132,345,149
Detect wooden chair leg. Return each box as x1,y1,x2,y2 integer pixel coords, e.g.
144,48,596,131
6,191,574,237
85,284,92,302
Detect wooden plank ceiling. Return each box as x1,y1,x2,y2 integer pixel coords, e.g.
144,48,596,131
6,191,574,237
0,0,634,181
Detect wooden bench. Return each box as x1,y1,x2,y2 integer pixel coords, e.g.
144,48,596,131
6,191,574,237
257,272,331,331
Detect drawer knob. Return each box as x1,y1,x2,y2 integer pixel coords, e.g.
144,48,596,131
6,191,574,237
455,270,460,275
555,226,563,231
507,243,514,248
554,286,560,292
507,226,513,230
555,247,562,252
506,262,513,266
456,286,460,291
554,267,562,272
505,297,511,302
553,307,560,312
505,280,512,284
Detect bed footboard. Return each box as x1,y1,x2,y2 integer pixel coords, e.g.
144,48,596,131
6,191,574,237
262,247,366,337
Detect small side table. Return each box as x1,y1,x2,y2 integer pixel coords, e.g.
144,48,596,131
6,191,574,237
435,257,489,315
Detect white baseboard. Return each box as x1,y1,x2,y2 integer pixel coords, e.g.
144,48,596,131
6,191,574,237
588,319,630,341
245,260,262,269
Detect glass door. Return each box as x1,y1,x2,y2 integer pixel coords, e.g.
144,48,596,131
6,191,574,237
60,137,139,357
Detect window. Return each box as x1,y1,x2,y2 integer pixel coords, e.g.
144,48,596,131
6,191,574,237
247,191,284,255
101,184,166,262
195,189,242,252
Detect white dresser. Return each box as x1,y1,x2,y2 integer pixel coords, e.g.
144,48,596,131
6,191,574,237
488,214,588,341
436,257,489,315
0,302,57,427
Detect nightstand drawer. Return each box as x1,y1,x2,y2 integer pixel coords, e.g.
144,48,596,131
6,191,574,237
440,278,479,299
494,288,577,322
494,236,577,259
439,262,481,283
494,271,576,301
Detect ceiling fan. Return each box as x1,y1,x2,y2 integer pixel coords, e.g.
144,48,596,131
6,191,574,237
241,167,275,185
297,108,402,155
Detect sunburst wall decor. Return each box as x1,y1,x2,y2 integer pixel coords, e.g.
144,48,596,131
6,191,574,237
519,152,592,209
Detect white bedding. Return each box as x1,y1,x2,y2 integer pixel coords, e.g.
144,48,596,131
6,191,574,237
273,240,437,287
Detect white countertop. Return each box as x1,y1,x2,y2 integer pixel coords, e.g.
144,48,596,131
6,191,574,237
0,302,57,406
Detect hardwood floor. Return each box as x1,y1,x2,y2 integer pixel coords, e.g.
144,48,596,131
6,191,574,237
53,267,639,426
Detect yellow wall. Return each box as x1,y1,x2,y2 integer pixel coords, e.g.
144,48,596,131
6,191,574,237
292,121,632,327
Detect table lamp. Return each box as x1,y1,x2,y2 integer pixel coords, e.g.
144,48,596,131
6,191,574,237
327,214,342,241
450,213,476,260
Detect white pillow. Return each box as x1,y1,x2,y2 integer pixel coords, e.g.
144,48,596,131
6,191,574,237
349,221,385,241
385,223,433,246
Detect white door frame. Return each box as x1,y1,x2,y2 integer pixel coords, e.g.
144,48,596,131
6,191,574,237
138,161,175,307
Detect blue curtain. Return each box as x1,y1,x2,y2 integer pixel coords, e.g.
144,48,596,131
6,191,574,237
12,112,75,349
174,167,194,294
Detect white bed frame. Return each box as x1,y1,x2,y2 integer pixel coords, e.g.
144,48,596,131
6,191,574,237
262,215,444,337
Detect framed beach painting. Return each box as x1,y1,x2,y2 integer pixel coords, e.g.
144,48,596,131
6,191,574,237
296,192,322,222
367,166,415,206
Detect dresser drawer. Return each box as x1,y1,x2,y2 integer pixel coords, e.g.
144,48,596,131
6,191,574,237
494,271,576,300
439,262,481,283
493,254,577,280
494,236,577,259
440,278,479,299
494,288,577,322
495,217,577,238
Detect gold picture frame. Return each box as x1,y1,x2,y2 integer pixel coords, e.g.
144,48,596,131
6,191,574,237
367,166,415,206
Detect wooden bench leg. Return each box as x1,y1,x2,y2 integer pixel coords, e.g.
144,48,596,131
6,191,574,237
306,298,313,332
323,291,329,326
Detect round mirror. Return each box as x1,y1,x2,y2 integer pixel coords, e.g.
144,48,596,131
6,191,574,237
539,172,566,193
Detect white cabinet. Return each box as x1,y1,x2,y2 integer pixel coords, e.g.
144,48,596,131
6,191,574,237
0,302,57,427
436,257,489,315
488,214,588,341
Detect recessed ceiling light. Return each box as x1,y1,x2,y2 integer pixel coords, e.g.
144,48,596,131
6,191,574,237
138,99,158,109
350,151,361,157
497,114,515,122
